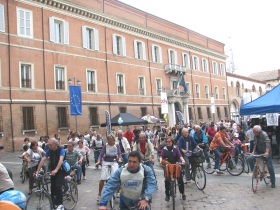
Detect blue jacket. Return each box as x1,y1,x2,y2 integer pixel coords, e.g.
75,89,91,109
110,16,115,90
192,128,208,145
99,164,156,207
178,135,197,155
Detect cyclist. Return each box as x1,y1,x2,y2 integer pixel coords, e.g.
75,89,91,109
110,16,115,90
36,138,65,209
95,134,122,202
115,130,131,165
98,151,156,210
192,125,211,168
92,134,105,169
65,142,83,184
159,136,186,201
247,125,276,188
209,126,234,174
178,128,203,182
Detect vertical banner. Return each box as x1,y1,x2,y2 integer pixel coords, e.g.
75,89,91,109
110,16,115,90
161,92,168,114
176,111,184,128
70,86,82,115
210,96,215,114
266,113,278,126
105,110,112,136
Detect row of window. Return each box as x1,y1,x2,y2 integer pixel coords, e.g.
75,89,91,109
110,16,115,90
16,63,226,98
0,5,226,75
188,106,229,120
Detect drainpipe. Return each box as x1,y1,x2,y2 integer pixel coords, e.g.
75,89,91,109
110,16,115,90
6,0,14,152
189,51,196,123
41,7,48,135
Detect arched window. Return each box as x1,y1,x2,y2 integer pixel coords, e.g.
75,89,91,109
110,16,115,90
259,86,262,95
242,83,244,89
252,85,256,92
236,81,240,96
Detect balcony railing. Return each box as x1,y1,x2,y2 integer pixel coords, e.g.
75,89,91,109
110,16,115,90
56,80,65,90
156,89,161,96
118,86,124,94
164,64,187,74
139,88,144,95
88,83,96,92
22,79,31,88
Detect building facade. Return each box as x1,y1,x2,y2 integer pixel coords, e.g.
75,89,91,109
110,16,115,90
249,69,280,91
0,0,228,151
226,72,266,122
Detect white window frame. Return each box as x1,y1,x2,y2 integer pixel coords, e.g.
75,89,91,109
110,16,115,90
222,87,226,99
49,17,69,45
168,49,178,64
182,53,190,69
220,63,226,76
17,7,33,38
205,85,209,99
155,78,162,96
212,61,218,75
138,76,146,95
54,65,67,91
215,86,219,99
116,73,125,94
186,82,191,93
113,34,126,56
0,4,5,33
86,69,97,92
202,58,209,73
152,44,162,63
19,62,34,89
134,40,146,60
195,84,200,98
82,26,99,51
192,56,200,71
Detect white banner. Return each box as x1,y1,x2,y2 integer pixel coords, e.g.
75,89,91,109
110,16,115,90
161,92,168,114
266,113,279,126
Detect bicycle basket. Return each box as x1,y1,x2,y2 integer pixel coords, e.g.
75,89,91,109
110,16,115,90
164,164,181,180
190,150,205,164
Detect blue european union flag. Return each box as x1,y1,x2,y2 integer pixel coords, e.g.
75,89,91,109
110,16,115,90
70,86,82,115
179,74,188,93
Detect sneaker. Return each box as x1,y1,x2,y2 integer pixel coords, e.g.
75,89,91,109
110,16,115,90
185,179,191,184
182,194,186,200
116,192,120,198
207,163,211,168
83,176,86,180
56,205,64,210
77,180,81,185
271,183,275,188
215,169,224,174
165,196,170,202
96,195,100,202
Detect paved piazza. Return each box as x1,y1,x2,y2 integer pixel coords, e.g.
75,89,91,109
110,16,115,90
1,151,280,210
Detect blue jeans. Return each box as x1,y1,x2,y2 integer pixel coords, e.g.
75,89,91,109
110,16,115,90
248,154,275,185
122,153,128,165
213,148,222,170
120,196,150,210
72,164,82,181
94,150,100,163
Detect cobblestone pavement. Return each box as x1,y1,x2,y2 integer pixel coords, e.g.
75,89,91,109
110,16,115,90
1,151,280,210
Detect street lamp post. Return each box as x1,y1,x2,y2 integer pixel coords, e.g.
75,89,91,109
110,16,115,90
68,78,81,132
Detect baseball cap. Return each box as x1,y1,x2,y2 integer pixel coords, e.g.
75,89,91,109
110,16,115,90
233,133,239,138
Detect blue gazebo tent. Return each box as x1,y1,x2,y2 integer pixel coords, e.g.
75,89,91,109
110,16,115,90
240,83,280,116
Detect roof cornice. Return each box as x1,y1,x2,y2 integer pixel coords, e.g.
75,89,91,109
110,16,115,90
28,0,226,60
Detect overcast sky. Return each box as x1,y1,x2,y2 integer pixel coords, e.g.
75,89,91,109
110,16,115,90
118,0,280,76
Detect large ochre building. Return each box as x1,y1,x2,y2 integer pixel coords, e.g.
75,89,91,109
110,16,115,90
0,0,230,150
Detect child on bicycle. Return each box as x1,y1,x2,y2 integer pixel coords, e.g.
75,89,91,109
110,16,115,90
233,133,243,163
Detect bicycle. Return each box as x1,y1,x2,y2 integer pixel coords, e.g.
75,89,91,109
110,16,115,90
251,154,270,193
19,157,28,183
26,171,78,210
164,163,182,210
205,147,245,176
240,150,250,174
189,152,207,190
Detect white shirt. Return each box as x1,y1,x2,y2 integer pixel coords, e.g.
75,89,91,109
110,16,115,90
115,137,131,153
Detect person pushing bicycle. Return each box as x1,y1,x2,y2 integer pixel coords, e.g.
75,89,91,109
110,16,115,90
98,151,156,210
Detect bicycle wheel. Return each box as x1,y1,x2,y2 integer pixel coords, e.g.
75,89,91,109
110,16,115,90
202,156,215,174
21,166,26,184
243,156,250,174
170,181,175,210
263,164,270,185
194,165,206,190
63,181,78,210
226,156,244,176
26,191,53,210
109,194,115,209
252,166,260,193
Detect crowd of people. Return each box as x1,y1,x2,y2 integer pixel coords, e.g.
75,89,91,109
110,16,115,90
1,117,278,209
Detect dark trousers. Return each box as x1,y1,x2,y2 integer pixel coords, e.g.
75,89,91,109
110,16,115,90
28,165,38,191
165,174,184,196
51,171,64,206
81,162,86,176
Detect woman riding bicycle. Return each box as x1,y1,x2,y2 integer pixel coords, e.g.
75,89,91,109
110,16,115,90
24,141,45,195
209,126,234,174
95,134,122,202
159,136,186,201
75,140,90,180
92,134,105,169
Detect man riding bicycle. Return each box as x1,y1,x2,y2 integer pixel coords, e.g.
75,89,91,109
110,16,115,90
115,130,131,165
209,126,234,174
98,151,157,210
247,125,276,188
